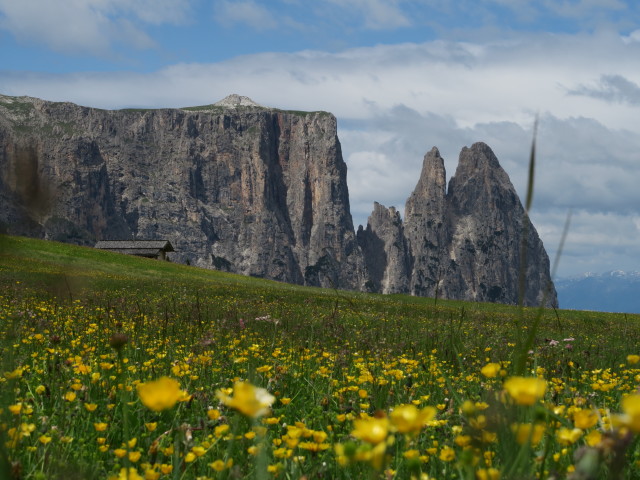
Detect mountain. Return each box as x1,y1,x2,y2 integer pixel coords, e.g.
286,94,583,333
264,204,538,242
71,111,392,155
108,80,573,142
357,144,558,307
0,93,556,306
555,271,640,313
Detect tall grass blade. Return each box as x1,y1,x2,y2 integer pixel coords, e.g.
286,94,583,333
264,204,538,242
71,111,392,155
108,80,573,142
514,120,574,375
518,116,538,308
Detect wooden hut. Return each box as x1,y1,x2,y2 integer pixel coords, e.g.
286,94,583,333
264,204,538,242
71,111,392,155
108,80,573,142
94,240,174,260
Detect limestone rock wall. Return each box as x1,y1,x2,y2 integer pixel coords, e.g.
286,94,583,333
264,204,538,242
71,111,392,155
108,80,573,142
0,95,366,290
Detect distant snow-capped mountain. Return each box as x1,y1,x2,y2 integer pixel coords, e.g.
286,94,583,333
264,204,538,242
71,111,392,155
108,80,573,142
555,271,640,314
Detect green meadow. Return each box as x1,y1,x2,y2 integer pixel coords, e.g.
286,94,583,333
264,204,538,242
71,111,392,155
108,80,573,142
2,234,640,479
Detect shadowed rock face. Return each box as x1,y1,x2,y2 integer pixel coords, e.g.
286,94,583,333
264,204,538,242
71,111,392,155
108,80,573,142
358,142,558,307
1,94,556,306
0,94,366,290
356,202,410,294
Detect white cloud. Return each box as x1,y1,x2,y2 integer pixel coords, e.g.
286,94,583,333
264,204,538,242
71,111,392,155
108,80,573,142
0,0,191,56
623,29,640,43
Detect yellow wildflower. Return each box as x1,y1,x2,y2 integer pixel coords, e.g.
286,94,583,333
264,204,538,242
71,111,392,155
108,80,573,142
390,404,436,434
144,469,160,480
209,460,226,471
403,449,420,459
439,446,455,462
137,377,185,412
586,430,602,446
115,468,143,480
503,377,547,406
159,464,172,475
299,441,331,452
573,408,598,430
274,447,293,459
476,467,501,480
619,394,640,432
216,381,275,418
454,435,472,447
627,355,640,365
481,363,501,378
247,445,259,456
145,422,157,432
191,446,207,457
556,427,583,446
4,367,23,379
351,416,389,445
20,423,36,436
207,408,220,420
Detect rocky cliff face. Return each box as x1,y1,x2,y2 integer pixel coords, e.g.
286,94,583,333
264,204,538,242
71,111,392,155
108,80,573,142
0,93,556,306
357,142,558,307
0,94,366,290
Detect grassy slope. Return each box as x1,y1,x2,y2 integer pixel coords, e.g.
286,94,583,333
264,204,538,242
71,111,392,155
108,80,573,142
2,233,640,377
1,234,637,349
1,233,636,317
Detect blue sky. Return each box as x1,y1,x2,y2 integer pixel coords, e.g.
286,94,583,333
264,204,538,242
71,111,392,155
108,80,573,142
1,0,640,279
2,1,637,72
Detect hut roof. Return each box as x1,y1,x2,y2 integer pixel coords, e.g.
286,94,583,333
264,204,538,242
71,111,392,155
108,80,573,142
94,240,174,252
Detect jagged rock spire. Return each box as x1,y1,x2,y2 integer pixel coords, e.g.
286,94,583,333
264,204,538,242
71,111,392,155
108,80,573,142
404,147,448,297
360,142,558,307
442,142,556,306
